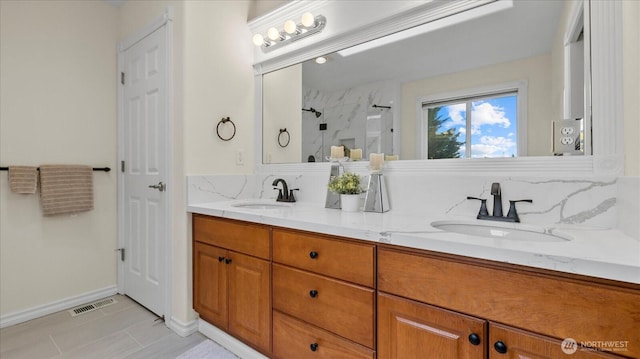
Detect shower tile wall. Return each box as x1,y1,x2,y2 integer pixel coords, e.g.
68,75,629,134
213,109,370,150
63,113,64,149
302,81,398,162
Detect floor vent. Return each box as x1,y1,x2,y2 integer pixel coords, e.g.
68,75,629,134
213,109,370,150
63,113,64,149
68,297,118,317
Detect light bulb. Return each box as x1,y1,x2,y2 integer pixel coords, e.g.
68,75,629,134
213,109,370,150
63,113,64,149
315,56,327,64
301,12,315,27
252,34,264,46
267,27,281,41
284,20,297,34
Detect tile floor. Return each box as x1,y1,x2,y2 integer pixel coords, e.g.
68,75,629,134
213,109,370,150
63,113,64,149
0,295,208,359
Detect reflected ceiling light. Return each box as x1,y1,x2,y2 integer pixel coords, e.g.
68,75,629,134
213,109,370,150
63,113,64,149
315,56,327,64
252,13,326,53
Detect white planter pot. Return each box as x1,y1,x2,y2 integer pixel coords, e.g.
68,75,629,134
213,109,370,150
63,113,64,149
340,194,360,212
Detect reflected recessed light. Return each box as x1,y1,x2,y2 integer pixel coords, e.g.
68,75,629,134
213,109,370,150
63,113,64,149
315,56,327,64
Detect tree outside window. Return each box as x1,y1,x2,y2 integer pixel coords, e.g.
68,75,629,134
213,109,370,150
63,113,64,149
424,92,518,159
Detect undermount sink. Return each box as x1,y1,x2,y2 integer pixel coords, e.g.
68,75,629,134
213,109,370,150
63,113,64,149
231,201,293,210
431,220,572,242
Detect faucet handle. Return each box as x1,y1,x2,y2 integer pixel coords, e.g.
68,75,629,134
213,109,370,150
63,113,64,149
467,196,489,217
273,187,284,200
288,188,299,203
506,199,533,222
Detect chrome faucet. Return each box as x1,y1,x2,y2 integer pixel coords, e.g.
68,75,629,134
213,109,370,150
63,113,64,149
467,182,532,222
272,178,298,203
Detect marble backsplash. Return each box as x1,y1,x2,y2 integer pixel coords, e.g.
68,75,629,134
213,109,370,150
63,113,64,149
187,171,638,239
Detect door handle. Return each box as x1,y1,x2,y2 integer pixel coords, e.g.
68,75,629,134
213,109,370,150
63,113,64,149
148,182,166,192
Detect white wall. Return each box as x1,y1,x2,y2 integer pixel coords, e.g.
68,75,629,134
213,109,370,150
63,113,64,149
263,64,302,164
183,0,255,175
400,54,552,160
0,1,118,316
623,0,639,176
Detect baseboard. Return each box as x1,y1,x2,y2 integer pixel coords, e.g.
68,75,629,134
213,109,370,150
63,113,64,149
167,316,199,337
198,319,269,359
0,285,118,329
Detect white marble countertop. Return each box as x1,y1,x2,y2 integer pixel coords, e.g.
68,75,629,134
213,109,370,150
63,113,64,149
188,200,640,285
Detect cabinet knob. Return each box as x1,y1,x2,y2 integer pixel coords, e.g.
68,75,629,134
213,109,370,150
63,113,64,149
309,290,318,298
225,258,232,264
468,333,481,346
309,343,318,352
218,256,225,262
494,341,508,354
309,251,318,259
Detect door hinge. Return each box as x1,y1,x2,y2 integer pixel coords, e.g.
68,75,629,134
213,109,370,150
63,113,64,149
121,72,125,85
115,248,125,262
121,160,125,173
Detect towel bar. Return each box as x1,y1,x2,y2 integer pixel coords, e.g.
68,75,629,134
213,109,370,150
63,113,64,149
0,166,111,172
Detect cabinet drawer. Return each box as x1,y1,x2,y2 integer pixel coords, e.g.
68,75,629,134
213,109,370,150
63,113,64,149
378,247,640,358
273,264,375,348
273,228,375,287
193,215,270,259
273,311,375,359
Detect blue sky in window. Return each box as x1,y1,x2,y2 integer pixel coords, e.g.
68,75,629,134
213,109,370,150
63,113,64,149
439,95,517,157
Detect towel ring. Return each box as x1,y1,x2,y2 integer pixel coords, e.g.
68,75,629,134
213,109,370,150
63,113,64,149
278,128,290,148
216,117,236,141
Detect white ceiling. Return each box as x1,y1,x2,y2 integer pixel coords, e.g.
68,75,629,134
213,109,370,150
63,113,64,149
302,0,565,92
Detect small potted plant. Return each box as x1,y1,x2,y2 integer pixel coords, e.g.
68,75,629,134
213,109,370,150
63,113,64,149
328,172,363,212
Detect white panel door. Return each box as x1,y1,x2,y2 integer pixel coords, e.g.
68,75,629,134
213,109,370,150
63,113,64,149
122,25,167,317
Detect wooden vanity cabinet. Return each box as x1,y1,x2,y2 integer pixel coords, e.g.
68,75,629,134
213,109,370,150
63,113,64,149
378,246,639,359
192,215,272,355
272,228,376,358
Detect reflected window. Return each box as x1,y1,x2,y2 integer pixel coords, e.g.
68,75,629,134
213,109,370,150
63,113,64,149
421,86,524,159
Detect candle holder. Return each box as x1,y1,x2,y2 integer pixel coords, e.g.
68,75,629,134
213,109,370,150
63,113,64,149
364,170,390,212
325,157,345,209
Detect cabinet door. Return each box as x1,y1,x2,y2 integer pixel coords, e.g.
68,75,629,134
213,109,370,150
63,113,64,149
228,252,272,354
489,323,625,359
378,293,486,359
193,242,228,328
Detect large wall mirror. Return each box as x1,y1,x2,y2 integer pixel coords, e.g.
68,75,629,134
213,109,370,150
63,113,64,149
261,0,591,165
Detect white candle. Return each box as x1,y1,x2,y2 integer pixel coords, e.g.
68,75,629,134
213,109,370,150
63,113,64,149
350,148,362,161
330,146,344,159
369,153,384,171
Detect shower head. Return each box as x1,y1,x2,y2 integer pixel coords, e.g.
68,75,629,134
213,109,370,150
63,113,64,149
302,107,322,118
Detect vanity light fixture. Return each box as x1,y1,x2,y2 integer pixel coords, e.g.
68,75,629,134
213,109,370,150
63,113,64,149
252,12,326,53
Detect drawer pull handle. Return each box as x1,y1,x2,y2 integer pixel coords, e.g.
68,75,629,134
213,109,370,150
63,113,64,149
468,333,481,346
494,341,508,354
225,258,232,264
309,290,318,298
218,256,225,262
309,251,318,259
310,343,318,352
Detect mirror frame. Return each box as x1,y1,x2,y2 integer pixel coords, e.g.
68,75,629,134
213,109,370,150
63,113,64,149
251,0,623,176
